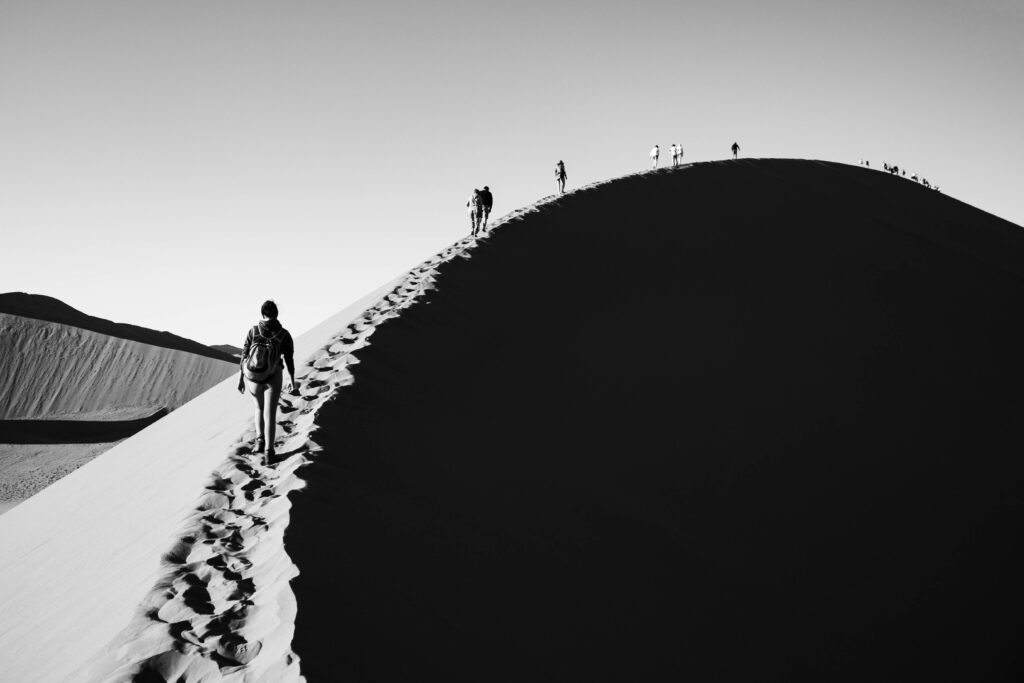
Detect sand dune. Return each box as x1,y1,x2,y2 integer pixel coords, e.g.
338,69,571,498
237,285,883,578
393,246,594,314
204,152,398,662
0,313,235,420
3,159,1024,681
286,161,1024,680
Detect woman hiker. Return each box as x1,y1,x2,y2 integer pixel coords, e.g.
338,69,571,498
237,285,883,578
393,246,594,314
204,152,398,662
238,300,299,458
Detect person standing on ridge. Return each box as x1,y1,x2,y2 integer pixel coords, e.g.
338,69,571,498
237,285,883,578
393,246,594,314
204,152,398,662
650,144,660,169
238,300,298,459
732,142,740,159
669,143,678,167
555,160,567,194
467,188,484,236
676,144,684,166
480,186,494,230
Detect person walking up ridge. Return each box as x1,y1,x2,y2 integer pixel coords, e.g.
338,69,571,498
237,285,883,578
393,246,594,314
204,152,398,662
479,186,493,231
555,160,567,194
238,300,298,460
467,188,484,236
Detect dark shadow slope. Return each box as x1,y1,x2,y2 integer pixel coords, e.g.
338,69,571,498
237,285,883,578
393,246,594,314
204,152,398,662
288,160,1024,681
0,293,235,363
0,410,167,444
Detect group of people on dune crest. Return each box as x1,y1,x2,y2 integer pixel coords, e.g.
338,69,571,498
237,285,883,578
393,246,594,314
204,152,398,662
650,142,739,169
860,158,941,192
469,143,745,237
648,143,692,168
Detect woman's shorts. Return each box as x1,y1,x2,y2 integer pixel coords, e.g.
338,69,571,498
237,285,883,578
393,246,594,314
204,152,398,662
245,366,283,396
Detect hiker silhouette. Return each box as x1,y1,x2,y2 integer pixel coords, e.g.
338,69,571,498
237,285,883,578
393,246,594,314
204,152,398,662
731,142,740,159
650,144,660,169
555,160,567,194
480,186,493,230
467,189,484,236
238,300,298,459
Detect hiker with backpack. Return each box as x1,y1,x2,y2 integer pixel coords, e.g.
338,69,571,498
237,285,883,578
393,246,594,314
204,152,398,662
731,141,740,159
480,186,493,230
237,300,298,458
467,189,484,236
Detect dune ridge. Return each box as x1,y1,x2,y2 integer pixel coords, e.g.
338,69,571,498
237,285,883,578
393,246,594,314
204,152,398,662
0,313,236,420
0,293,235,362
83,227,512,680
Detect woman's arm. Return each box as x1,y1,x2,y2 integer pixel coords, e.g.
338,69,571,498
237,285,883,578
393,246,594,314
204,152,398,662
283,332,299,393
238,327,253,392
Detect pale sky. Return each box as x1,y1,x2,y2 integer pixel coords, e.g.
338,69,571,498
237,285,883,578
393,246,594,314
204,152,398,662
2,0,1021,345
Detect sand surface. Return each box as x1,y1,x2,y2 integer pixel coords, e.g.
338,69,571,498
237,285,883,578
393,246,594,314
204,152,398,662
0,442,124,514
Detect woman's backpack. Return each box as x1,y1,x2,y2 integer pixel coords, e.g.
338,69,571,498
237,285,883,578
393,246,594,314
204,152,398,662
243,326,283,382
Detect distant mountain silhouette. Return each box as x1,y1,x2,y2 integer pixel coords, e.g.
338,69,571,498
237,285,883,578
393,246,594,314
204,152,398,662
0,292,234,362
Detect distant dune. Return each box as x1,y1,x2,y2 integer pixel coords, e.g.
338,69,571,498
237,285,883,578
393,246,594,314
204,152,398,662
2,160,1024,681
0,313,235,420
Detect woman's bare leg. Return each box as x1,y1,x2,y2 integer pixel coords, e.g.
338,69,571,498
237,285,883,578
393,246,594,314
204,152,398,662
250,387,265,442
264,387,280,452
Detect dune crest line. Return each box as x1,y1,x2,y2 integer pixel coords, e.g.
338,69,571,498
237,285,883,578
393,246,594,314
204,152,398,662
83,226,512,681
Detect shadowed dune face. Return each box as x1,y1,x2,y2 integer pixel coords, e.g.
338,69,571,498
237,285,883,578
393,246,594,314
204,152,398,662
287,160,1024,680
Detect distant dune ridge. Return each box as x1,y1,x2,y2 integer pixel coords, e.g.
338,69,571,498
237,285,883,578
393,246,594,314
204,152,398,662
0,313,236,420
3,159,1024,681
0,293,235,363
